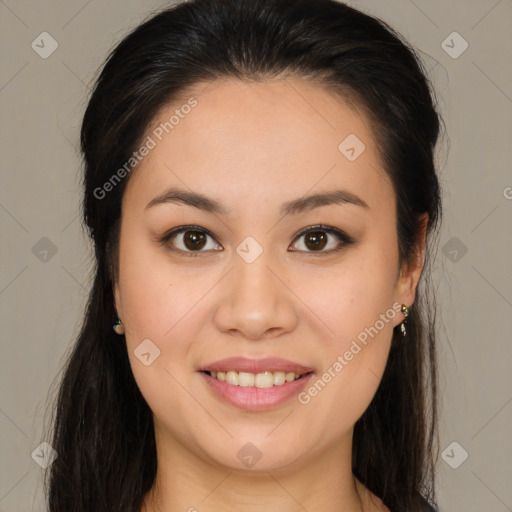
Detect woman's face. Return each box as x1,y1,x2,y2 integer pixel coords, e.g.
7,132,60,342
114,77,424,473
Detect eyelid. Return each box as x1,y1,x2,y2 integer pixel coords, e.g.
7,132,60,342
158,224,354,256
157,224,221,256
288,224,354,254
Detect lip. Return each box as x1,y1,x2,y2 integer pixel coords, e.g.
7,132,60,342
198,356,315,375
198,370,315,411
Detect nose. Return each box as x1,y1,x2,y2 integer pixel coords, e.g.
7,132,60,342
213,251,299,341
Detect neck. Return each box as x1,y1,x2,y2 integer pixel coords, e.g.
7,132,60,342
142,424,370,512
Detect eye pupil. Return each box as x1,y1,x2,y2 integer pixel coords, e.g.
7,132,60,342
305,231,327,251
184,230,207,250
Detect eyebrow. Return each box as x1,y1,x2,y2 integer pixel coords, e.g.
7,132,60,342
145,187,369,216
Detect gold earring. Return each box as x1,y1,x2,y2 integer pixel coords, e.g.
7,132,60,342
400,304,409,337
113,319,125,335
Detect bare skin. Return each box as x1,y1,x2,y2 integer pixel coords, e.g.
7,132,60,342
112,76,426,511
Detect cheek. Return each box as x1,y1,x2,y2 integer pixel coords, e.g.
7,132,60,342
118,241,208,442
116,232,203,398
295,240,398,423
117,227,201,338
302,242,399,344
299,311,394,441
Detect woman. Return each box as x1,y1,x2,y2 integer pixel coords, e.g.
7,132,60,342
44,0,443,510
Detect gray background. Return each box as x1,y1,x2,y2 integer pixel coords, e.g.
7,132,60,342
1,0,511,510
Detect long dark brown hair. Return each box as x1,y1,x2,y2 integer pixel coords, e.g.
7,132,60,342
44,0,444,510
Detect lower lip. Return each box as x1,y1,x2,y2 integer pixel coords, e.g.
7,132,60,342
198,372,315,411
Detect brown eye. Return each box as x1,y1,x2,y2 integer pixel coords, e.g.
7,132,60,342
162,226,222,255
303,231,327,251
182,230,207,251
290,225,353,254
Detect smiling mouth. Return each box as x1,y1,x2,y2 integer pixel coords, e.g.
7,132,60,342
201,370,313,388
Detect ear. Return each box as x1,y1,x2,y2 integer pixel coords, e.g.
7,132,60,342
113,280,123,320
107,233,123,320
394,213,428,315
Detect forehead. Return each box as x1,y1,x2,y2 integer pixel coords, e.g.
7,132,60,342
124,76,394,217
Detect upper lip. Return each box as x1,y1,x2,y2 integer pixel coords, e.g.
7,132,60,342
198,357,314,375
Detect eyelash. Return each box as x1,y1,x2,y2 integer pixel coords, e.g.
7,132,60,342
157,224,355,258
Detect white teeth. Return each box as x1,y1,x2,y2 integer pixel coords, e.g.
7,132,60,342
238,372,255,387
255,371,274,388
207,370,305,388
273,371,286,386
226,371,239,386
285,372,296,382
